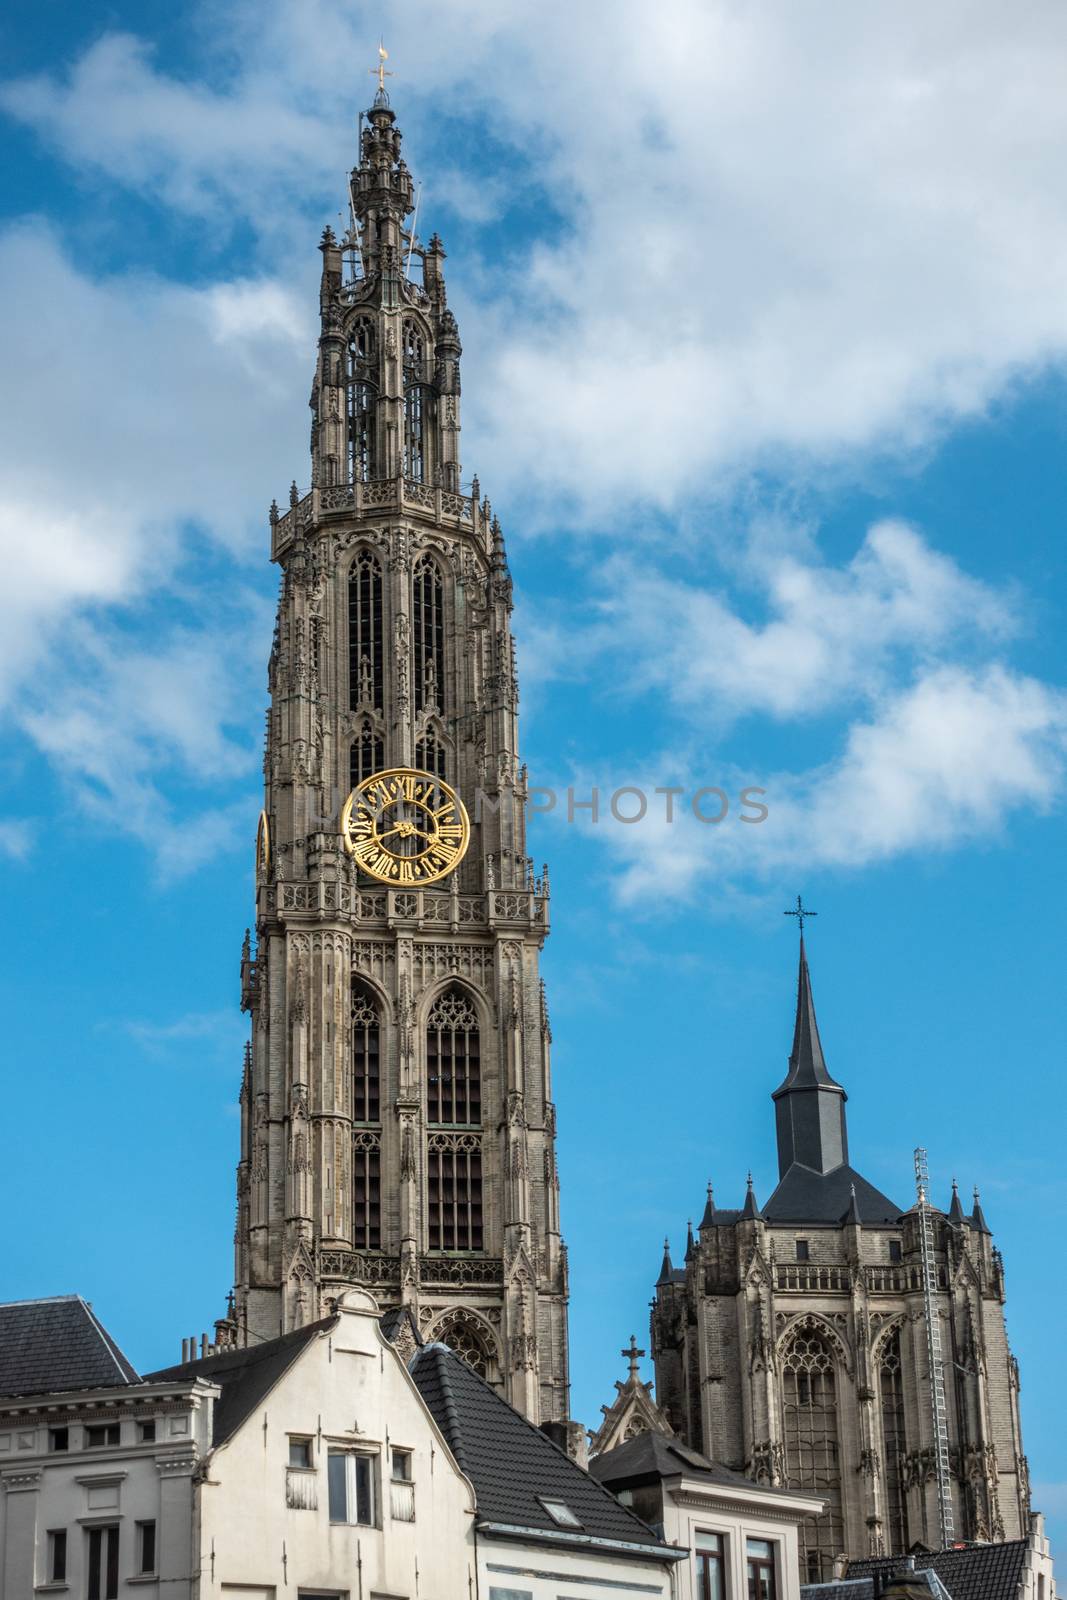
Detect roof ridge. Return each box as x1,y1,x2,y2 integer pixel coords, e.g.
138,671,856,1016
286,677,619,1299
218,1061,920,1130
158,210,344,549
0,1294,82,1308
412,1343,662,1545
419,1345,472,1477
80,1299,139,1384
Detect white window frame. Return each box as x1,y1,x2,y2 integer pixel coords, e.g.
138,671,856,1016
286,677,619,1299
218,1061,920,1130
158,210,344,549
327,1447,378,1527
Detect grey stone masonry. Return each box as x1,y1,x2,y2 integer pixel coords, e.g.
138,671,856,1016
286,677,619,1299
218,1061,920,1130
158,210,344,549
227,89,569,1424
651,941,1030,1581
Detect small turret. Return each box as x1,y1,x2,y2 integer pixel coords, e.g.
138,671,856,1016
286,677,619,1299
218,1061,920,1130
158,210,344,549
656,1237,674,1286
741,1173,761,1220
970,1187,991,1234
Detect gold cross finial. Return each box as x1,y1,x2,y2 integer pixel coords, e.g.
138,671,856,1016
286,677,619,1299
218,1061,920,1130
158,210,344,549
370,40,394,94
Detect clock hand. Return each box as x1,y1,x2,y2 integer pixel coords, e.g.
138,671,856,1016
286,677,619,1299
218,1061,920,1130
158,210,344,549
378,822,434,844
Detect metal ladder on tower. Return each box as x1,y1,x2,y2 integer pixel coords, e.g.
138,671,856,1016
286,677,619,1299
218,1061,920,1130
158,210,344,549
914,1146,955,1548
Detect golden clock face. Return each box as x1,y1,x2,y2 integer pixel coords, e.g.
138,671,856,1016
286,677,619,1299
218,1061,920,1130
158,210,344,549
341,768,470,886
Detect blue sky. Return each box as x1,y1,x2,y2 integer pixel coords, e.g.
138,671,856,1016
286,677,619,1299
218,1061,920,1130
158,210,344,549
1,0,1066,1559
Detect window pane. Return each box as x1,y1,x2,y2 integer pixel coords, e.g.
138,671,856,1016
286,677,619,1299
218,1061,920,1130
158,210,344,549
48,1530,67,1583
139,1521,156,1574
355,1454,374,1525
105,1526,119,1600
328,1452,347,1522
289,1439,312,1469
696,1549,725,1600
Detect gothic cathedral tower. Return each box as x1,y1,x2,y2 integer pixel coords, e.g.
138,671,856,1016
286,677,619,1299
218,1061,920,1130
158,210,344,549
231,85,569,1424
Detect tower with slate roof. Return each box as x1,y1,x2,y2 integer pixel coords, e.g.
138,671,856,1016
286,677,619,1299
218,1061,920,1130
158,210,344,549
650,935,1031,1581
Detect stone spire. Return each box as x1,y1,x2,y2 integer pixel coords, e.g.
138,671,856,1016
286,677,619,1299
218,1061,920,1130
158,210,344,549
947,1178,967,1227
970,1187,991,1234
656,1237,674,1286
772,935,849,1178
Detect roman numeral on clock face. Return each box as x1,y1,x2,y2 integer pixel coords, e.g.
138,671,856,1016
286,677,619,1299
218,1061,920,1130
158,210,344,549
341,767,471,886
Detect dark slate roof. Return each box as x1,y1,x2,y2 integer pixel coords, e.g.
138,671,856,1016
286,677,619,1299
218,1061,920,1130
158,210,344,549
0,1296,140,1398
144,1317,334,1446
378,1304,422,1346
847,1541,1030,1600
592,1431,816,1501
803,1578,945,1600
592,1431,759,1491
409,1342,670,1553
773,935,844,1096
763,1162,902,1225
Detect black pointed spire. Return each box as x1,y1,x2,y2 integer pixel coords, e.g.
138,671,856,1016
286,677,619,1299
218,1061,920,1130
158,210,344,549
699,1181,716,1232
772,934,849,1178
843,1182,862,1226
684,1219,695,1263
741,1173,761,1220
970,1187,991,1234
947,1179,966,1227
656,1237,673,1286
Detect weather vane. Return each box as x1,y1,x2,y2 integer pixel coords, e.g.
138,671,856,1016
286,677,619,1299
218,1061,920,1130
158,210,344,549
784,894,817,935
370,40,394,95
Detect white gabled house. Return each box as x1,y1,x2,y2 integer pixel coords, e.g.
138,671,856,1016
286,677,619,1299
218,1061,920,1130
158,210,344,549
0,1291,683,1600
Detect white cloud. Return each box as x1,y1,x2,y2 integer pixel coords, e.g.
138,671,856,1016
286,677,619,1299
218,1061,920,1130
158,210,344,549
0,33,333,225
599,519,1014,722
2,4,1067,887
7,5,1067,507
0,222,309,707
16,600,266,878
591,664,1067,905
0,818,33,859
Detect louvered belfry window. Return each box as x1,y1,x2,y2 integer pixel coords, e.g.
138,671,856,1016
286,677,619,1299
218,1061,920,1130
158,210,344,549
426,988,480,1125
350,721,384,790
349,549,383,713
412,555,444,716
414,726,447,780
352,983,381,1123
426,987,482,1252
403,321,430,483
347,319,377,483
427,1145,483,1252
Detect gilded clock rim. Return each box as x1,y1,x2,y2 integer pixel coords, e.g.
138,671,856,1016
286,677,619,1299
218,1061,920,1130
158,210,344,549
340,766,470,886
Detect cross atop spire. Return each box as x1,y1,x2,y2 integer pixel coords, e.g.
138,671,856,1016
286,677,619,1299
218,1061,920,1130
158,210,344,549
622,1334,645,1379
784,894,817,937
369,39,394,104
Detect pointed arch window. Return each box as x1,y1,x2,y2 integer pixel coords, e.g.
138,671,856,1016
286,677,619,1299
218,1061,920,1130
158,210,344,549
352,1134,381,1252
880,1327,908,1555
350,720,384,790
412,555,445,716
403,321,433,483
426,987,480,1126
347,319,377,483
436,1311,491,1376
352,982,381,1124
415,725,447,781
349,550,383,713
781,1324,845,1583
